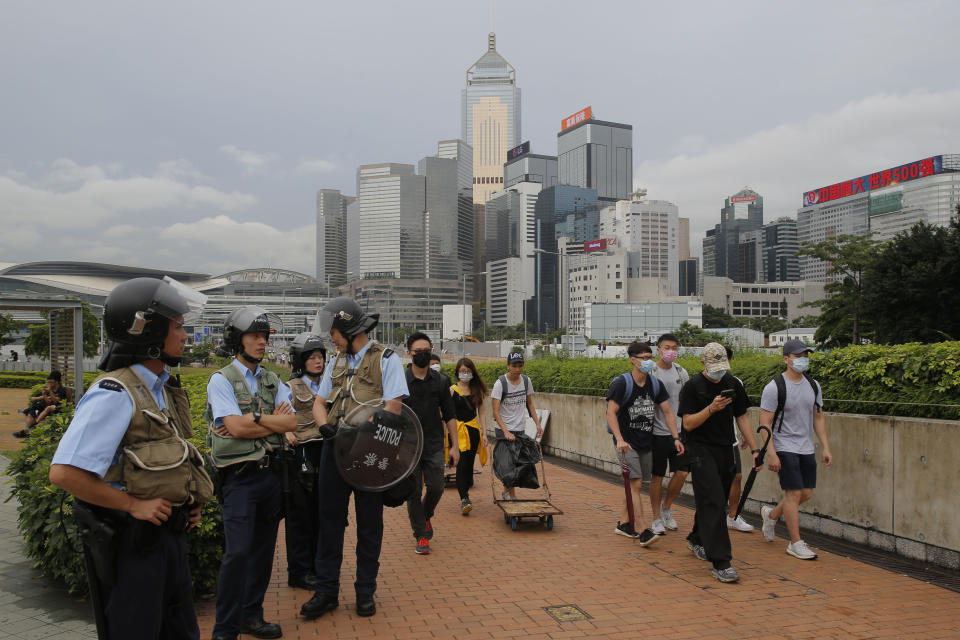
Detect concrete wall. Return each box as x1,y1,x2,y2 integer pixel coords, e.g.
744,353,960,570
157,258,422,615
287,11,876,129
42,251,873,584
487,392,960,569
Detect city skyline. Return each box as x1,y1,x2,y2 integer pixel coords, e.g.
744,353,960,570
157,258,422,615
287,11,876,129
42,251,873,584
1,1,959,275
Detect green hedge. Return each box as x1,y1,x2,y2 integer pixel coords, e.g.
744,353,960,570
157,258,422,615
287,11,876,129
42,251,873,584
0,371,100,390
4,370,224,597
445,342,960,421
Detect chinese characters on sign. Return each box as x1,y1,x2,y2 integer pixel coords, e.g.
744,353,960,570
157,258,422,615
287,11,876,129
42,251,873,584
803,156,943,206
561,106,592,131
509,141,530,159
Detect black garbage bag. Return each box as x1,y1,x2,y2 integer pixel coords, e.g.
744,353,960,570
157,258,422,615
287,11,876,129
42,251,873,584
493,434,541,490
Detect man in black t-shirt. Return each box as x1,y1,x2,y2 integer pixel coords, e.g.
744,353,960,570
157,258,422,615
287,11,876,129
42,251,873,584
605,342,677,546
403,332,458,556
677,343,761,584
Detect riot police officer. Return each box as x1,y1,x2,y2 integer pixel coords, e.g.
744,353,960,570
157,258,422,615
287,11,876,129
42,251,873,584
300,297,408,619
49,277,213,640
283,332,327,590
206,306,297,640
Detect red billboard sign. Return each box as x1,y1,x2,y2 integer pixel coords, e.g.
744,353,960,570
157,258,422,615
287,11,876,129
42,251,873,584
561,106,592,131
730,195,757,203
803,156,943,207
584,239,607,252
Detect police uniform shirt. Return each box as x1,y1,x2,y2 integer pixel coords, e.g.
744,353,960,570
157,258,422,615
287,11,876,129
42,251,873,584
207,358,293,425
52,364,170,478
316,341,408,402
301,375,322,395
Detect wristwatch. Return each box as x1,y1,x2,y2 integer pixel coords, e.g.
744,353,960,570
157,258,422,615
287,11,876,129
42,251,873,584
253,411,262,424
751,448,760,454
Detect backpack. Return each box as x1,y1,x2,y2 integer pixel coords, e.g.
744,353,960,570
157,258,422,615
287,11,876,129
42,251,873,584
605,372,661,434
497,374,533,416
771,372,822,432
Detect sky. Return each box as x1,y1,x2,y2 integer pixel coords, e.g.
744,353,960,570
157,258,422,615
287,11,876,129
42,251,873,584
2,0,959,277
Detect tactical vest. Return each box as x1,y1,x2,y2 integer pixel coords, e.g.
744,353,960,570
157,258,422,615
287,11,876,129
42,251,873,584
326,343,388,427
205,362,283,468
100,367,214,506
288,377,323,444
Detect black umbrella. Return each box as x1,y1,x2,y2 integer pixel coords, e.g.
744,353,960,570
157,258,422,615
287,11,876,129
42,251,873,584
734,426,772,519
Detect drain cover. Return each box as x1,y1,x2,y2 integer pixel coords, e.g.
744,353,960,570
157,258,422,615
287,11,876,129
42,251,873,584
544,604,591,622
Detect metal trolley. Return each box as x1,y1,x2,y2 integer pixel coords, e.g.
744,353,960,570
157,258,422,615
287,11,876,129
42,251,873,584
491,417,562,531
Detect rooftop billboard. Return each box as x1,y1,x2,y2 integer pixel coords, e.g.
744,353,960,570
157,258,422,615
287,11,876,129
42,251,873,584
803,156,943,207
561,106,592,131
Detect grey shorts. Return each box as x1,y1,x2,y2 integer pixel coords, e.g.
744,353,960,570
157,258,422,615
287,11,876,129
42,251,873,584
617,446,652,482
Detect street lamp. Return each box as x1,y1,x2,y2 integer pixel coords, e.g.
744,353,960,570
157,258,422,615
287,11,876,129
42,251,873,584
460,270,487,357
511,289,528,351
533,247,568,334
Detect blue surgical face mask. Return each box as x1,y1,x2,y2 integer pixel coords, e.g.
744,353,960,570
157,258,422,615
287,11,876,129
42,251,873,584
791,357,810,373
639,359,656,374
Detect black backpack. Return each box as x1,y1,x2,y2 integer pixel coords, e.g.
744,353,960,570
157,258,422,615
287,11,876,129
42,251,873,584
771,372,822,432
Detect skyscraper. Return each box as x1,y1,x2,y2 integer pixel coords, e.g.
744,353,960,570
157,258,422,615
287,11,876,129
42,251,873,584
703,187,764,281
557,107,633,203
436,139,474,272
316,189,353,285
462,33,521,205
355,163,425,280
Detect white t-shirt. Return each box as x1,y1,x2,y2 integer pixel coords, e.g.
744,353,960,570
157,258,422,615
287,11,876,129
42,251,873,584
492,375,532,436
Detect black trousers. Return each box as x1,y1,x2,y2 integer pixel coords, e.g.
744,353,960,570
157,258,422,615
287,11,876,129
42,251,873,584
685,441,736,570
213,465,283,636
102,524,198,639
406,449,445,539
284,441,323,579
315,441,384,596
456,426,481,500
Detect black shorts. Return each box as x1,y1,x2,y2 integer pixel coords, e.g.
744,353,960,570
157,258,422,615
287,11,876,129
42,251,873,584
777,452,817,491
651,434,682,477
733,444,742,475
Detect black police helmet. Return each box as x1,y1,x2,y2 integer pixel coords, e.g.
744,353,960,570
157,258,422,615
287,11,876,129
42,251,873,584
216,305,277,358
290,332,326,378
315,297,378,337
98,277,191,370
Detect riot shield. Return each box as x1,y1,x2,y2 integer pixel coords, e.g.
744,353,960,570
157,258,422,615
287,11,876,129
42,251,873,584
332,400,423,491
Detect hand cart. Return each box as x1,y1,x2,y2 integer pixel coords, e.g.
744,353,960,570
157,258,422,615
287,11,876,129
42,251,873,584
492,436,562,531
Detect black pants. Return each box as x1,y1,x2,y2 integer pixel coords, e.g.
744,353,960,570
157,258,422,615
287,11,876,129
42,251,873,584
406,449,445,539
102,523,198,639
456,426,481,500
315,441,384,596
685,441,736,570
284,441,323,579
213,464,283,636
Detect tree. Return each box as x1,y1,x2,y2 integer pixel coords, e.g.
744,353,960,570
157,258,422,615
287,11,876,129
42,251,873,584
672,321,725,346
1,313,22,347
799,234,882,347
702,304,738,329
864,216,960,344
790,314,821,328
23,304,101,358
742,314,787,336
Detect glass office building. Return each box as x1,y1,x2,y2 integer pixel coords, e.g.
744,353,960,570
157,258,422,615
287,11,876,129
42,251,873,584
462,33,521,205
557,118,632,203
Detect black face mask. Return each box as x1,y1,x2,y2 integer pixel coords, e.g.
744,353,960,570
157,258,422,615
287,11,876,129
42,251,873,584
412,351,431,368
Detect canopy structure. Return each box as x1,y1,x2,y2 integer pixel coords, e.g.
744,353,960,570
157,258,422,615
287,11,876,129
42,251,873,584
0,297,85,397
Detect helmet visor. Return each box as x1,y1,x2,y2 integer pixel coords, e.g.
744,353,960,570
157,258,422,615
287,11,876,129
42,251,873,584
232,305,282,336
157,276,207,323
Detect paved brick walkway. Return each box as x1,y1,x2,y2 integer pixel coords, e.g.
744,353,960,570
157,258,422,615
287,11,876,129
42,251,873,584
196,460,960,639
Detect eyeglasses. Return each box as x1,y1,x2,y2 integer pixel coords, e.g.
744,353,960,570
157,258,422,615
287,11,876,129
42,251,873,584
411,348,432,355
630,354,653,360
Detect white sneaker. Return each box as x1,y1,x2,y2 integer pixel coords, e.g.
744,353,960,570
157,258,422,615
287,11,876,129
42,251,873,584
760,505,776,542
727,515,755,532
661,509,679,531
786,539,818,560
651,518,666,535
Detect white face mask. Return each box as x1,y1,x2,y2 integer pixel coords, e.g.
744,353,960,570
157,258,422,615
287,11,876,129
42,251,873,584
430,363,442,372
458,372,473,382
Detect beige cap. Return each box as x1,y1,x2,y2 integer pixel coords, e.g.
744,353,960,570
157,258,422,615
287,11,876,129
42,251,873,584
702,342,730,375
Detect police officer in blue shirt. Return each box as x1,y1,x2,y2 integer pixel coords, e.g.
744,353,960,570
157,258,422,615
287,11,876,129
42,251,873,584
283,332,327,590
300,297,408,620
50,277,213,640
206,306,297,640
